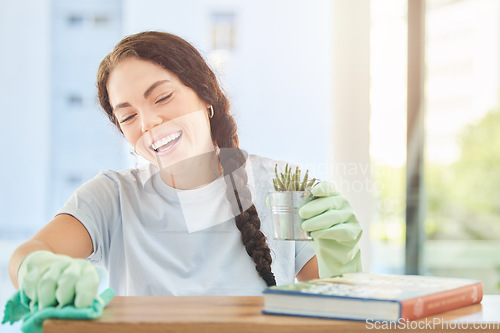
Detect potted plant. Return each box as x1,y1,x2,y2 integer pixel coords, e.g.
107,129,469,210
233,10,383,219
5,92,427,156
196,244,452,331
269,164,317,240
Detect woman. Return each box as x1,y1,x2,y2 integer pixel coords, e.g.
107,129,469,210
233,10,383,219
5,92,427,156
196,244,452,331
8,31,362,309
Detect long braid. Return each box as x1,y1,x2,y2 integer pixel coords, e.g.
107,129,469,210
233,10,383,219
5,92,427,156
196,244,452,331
97,31,277,287
214,114,276,287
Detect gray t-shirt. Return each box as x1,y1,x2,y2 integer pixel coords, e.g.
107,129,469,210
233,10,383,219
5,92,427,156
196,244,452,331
57,154,315,296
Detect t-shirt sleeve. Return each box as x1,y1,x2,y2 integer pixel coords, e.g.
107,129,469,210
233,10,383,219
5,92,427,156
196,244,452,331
294,241,316,276
56,171,120,264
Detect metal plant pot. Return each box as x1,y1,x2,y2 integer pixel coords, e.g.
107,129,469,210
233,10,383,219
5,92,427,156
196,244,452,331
268,191,312,241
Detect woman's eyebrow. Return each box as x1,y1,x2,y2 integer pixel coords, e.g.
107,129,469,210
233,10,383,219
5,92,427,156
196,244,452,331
112,79,170,112
144,80,170,99
113,102,131,112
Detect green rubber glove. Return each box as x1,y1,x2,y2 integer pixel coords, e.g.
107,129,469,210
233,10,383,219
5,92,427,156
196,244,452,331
2,287,114,333
17,251,99,310
298,181,363,278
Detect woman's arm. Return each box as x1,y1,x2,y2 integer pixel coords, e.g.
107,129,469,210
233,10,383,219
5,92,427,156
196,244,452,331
8,213,93,289
296,255,319,281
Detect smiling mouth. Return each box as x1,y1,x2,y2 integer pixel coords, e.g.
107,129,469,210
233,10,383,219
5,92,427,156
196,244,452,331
150,130,183,154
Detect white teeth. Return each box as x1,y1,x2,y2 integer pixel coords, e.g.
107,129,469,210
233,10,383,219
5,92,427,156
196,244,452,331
151,131,181,150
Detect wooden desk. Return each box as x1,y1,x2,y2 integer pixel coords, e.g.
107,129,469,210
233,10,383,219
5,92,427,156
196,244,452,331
44,295,500,333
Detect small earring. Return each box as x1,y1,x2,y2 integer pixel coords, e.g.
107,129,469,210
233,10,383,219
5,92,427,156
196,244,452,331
208,105,214,119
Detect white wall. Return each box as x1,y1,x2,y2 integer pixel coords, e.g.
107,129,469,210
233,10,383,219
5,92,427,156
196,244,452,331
48,0,127,216
331,0,372,270
0,2,52,331
0,0,52,235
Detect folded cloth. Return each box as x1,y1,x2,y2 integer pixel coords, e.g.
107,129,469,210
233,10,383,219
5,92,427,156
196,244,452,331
2,287,114,333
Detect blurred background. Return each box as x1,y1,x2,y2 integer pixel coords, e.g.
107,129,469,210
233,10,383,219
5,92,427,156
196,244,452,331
1,0,499,330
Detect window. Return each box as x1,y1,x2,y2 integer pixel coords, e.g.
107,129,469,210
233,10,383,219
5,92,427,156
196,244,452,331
67,14,84,27
67,93,83,107
93,15,110,26
211,12,236,51
370,0,408,274
370,0,500,293
423,0,500,293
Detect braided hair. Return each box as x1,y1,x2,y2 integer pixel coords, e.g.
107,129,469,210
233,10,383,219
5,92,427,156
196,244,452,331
97,31,276,287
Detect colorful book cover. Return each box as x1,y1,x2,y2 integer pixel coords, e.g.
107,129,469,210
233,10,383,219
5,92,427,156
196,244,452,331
262,273,483,321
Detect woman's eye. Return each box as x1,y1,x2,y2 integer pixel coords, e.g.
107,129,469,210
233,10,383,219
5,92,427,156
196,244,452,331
156,93,173,104
119,114,136,123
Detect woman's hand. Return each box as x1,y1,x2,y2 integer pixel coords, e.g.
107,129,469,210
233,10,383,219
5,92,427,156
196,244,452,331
299,181,363,278
17,251,99,309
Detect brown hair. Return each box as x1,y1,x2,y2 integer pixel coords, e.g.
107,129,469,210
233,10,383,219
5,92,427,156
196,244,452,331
97,31,276,287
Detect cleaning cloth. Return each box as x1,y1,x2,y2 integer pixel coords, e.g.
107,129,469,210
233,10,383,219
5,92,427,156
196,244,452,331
2,287,114,333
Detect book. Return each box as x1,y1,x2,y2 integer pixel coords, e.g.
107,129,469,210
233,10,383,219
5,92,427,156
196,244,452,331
262,272,483,322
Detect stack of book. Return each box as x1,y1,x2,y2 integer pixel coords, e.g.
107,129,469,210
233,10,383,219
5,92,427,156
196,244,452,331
262,273,483,321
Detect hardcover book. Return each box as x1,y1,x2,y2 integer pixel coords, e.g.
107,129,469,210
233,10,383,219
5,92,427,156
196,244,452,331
262,273,483,321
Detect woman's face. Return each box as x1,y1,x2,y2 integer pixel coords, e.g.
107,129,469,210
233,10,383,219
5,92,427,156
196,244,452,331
107,57,214,169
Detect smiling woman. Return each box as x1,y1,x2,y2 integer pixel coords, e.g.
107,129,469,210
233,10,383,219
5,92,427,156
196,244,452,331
7,31,362,305
106,57,217,188
95,33,295,289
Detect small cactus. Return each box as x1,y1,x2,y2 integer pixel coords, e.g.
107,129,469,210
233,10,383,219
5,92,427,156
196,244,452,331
273,164,317,191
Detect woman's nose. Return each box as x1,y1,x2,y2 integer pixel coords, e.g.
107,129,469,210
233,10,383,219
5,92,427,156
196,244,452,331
141,111,163,133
